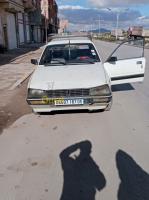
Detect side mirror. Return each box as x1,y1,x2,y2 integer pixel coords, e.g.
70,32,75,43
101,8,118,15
108,56,117,63
31,59,38,65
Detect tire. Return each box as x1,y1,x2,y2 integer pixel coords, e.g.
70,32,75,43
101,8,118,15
105,99,113,111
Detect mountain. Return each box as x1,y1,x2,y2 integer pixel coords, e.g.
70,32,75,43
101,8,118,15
88,28,111,33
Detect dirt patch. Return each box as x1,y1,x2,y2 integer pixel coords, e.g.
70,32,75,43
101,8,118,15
0,79,32,134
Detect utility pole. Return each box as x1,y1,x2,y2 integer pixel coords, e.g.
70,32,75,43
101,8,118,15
116,13,119,40
45,17,48,44
91,24,93,35
98,15,101,35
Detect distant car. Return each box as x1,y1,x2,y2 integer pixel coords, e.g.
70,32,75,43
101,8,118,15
27,35,146,113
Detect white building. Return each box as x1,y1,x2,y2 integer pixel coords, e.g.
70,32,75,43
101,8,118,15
58,19,69,34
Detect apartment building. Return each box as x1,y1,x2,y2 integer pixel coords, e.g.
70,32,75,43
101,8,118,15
58,19,69,34
41,0,59,41
0,0,25,49
0,0,59,50
48,0,59,34
26,0,43,43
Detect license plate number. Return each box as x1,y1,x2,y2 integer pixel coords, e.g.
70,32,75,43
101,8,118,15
54,99,84,106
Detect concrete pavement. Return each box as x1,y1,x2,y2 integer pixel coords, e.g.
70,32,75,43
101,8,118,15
0,46,43,91
0,40,149,200
0,45,44,132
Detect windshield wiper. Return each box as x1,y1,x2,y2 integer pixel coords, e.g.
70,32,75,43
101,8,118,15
74,59,95,64
83,60,95,64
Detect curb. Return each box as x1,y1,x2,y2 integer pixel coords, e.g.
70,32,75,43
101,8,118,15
9,70,34,90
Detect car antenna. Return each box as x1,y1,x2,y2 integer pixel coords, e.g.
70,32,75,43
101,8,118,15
68,39,71,60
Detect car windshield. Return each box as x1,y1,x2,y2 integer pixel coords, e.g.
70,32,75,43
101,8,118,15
39,43,100,66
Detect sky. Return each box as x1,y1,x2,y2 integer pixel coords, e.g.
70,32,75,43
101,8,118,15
57,0,149,31
133,5,149,16
57,0,149,15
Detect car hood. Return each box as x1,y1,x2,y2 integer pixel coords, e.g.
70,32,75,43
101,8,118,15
29,63,107,90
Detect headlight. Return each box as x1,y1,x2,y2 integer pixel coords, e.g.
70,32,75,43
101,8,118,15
90,85,111,96
28,89,46,98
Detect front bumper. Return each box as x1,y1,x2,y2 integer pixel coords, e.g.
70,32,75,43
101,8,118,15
27,96,112,112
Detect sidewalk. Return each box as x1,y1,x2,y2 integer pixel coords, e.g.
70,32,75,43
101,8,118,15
0,44,44,91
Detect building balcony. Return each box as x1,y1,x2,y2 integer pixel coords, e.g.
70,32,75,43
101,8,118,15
28,8,42,26
23,0,36,11
0,0,24,12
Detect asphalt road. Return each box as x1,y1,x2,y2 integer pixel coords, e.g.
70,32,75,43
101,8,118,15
0,40,149,200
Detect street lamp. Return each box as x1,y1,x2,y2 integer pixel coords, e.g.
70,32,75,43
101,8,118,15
106,8,119,39
107,8,129,40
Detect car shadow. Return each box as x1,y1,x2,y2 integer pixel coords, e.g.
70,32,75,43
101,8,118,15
59,141,106,200
116,150,149,200
39,109,103,115
112,83,134,92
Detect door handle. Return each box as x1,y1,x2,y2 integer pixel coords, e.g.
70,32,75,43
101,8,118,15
137,61,142,65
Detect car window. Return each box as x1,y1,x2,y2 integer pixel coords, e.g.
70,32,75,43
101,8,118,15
110,38,144,61
39,43,100,65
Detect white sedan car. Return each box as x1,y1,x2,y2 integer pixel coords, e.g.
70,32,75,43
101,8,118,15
27,35,146,113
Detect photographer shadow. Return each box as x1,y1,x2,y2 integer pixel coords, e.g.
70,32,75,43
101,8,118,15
116,150,149,200
60,141,106,200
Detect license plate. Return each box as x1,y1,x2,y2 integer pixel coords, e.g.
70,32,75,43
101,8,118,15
54,99,84,106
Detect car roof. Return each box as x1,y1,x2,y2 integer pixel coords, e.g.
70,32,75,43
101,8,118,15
46,34,93,46
47,39,93,46
51,34,92,40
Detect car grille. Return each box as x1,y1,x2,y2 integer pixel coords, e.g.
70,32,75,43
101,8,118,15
47,89,90,98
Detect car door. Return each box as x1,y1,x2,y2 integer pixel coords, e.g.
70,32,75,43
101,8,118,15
104,38,146,85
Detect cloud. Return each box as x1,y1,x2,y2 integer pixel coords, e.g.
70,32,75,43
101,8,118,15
59,6,149,31
89,0,149,7
59,5,87,10
59,3,149,31
138,16,146,20
137,16,149,27
59,7,141,24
